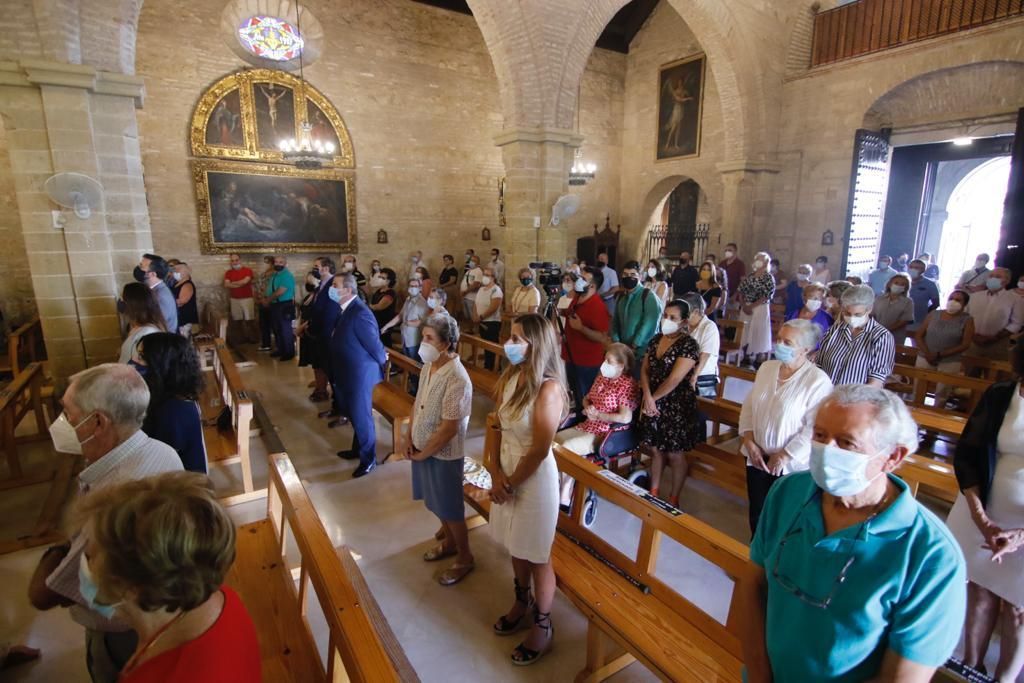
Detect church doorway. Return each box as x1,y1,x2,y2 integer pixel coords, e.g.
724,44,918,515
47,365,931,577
642,178,710,264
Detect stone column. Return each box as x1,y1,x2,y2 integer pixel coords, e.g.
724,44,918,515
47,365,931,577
494,128,581,279
0,60,148,379
717,160,780,260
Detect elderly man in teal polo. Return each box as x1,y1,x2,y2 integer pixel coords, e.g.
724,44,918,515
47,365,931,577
611,261,662,378
741,384,966,683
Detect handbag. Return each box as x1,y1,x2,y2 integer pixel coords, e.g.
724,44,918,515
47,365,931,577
695,374,719,398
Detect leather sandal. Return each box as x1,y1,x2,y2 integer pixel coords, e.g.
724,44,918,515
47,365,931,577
511,608,554,665
494,578,534,635
437,562,475,586
422,544,457,562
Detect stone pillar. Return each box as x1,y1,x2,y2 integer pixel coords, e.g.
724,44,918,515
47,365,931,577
0,60,148,379
717,160,780,261
494,128,581,279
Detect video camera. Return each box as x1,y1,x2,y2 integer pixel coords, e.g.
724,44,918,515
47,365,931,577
529,261,564,297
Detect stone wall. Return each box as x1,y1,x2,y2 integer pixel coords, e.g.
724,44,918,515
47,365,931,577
0,123,35,327
134,0,625,308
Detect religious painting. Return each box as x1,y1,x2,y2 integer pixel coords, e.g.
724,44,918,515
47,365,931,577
656,54,706,161
193,159,356,254
307,101,340,152
204,89,244,148
253,81,296,151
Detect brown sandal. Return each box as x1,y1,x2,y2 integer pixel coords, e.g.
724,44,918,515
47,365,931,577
423,544,457,562
437,562,475,586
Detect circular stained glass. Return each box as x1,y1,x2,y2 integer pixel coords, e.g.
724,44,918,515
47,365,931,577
238,15,304,61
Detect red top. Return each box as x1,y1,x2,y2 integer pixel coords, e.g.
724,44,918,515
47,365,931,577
721,258,746,297
562,294,610,367
224,267,254,299
121,586,261,683
578,375,638,434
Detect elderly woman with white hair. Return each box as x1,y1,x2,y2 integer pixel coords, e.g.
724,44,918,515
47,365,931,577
816,284,895,387
738,319,833,535
740,385,966,683
736,251,776,366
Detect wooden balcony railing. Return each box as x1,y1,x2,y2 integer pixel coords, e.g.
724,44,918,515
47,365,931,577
811,0,1024,66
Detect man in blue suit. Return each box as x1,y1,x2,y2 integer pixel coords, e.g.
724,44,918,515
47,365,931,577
328,273,387,478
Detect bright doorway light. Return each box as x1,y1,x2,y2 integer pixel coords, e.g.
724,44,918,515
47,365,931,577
935,156,1010,296
951,137,974,147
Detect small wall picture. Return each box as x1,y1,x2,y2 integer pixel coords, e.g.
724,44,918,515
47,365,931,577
656,53,706,161
205,89,243,147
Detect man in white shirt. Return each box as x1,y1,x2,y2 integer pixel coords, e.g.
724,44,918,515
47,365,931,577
488,248,505,289
957,253,993,293
868,255,899,295
596,252,620,316
966,267,1024,361
459,255,484,323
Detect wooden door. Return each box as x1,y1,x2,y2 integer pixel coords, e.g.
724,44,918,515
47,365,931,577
841,128,892,279
666,180,700,257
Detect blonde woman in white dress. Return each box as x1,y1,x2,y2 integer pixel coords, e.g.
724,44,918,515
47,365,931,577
489,313,568,666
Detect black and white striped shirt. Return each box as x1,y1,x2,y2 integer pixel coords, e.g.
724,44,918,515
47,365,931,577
816,317,895,385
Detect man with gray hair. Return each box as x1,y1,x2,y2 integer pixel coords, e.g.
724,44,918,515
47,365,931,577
816,284,895,387
28,363,182,683
741,384,966,683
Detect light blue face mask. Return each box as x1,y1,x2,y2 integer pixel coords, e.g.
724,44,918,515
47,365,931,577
78,554,118,619
809,441,886,497
986,277,1003,291
773,342,797,364
328,287,342,303
504,341,529,365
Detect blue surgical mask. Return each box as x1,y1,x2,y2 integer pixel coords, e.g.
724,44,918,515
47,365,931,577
504,341,528,365
78,554,118,619
986,278,1003,291
809,441,885,497
773,343,797,364
328,287,342,303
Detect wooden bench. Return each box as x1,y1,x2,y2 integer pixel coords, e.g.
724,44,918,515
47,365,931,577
0,315,44,378
894,344,918,366
228,451,418,682
194,309,229,369
371,350,421,462
457,333,505,397
960,355,1015,383
0,362,75,554
465,414,757,682
199,341,263,506
716,319,746,365
885,363,992,416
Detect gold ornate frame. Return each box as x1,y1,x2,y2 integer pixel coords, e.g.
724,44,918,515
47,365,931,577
654,53,706,163
192,158,357,254
189,68,355,168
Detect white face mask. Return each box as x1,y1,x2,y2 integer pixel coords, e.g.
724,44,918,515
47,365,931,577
753,260,765,270
724,250,734,259
647,267,657,278
574,278,589,293
172,272,183,282
845,313,869,329
49,411,96,455
661,318,680,335
804,299,822,312
946,301,963,314
1018,281,1024,290
481,276,493,286
797,272,810,282
599,361,622,379
908,268,923,278
427,296,440,309
408,287,421,297
418,341,441,364
342,262,354,272
810,441,886,497
889,284,905,295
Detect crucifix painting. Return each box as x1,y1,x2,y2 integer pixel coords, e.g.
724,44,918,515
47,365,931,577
254,81,295,150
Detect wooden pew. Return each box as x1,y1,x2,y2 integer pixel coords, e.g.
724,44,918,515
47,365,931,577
894,345,918,366
371,350,420,462
0,315,44,378
960,355,1014,383
201,341,263,506
0,362,75,554
229,451,418,682
886,363,992,415
716,319,746,365
465,414,757,682
457,333,505,397
194,308,229,369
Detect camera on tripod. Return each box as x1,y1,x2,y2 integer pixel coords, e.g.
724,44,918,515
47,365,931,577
529,261,565,298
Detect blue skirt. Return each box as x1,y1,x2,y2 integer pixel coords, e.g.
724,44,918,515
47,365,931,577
411,457,466,522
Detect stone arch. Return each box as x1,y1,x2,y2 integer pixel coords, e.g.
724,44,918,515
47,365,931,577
863,60,1024,129
633,173,715,261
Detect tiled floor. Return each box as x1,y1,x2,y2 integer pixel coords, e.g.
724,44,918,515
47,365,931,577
0,348,1011,681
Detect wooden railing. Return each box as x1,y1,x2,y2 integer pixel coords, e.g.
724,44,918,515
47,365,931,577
811,0,1023,66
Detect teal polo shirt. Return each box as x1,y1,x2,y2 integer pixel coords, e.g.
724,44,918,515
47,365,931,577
266,268,295,303
750,472,965,682
611,287,662,358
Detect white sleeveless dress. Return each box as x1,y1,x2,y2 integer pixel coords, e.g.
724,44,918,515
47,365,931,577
490,377,560,564
947,383,1024,606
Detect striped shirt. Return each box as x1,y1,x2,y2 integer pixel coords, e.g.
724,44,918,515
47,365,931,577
45,430,183,631
816,317,895,385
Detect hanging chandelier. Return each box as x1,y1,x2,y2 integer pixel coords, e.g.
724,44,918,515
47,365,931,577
277,3,333,169
569,148,597,186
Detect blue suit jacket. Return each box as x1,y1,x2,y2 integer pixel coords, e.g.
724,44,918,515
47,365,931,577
309,280,339,336
329,298,386,388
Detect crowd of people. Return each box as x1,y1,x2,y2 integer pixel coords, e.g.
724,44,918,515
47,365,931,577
18,242,1024,681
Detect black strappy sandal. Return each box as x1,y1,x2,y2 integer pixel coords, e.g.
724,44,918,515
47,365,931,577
493,578,534,635
511,608,554,666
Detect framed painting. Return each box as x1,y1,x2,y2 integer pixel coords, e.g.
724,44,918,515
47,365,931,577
253,81,296,151
204,88,244,148
656,53,706,161
193,159,357,254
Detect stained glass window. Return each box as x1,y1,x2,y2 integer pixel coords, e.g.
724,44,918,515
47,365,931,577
237,16,304,62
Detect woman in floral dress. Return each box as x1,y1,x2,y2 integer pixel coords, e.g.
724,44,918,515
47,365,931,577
639,299,700,508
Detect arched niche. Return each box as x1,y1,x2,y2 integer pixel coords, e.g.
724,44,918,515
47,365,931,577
189,68,355,168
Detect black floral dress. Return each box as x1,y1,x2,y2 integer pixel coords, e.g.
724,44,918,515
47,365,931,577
638,334,701,452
